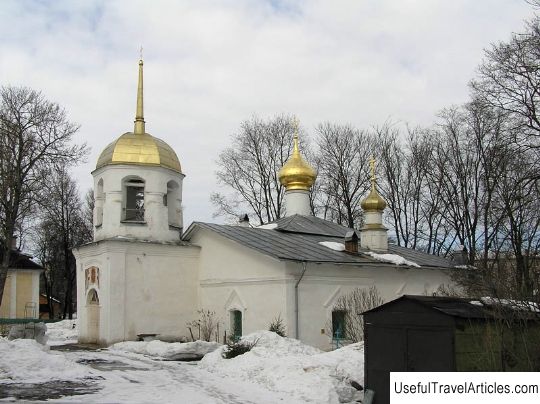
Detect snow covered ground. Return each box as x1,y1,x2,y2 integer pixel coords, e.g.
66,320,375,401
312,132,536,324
0,321,364,403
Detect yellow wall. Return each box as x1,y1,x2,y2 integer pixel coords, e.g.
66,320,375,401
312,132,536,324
16,272,35,318
0,273,13,317
0,271,39,319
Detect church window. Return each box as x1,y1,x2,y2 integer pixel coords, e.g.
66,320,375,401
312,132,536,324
95,179,104,227
332,310,347,339
166,180,181,227
230,310,242,340
123,178,145,222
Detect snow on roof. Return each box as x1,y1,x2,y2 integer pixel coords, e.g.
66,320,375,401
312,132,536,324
257,223,278,229
364,251,420,267
479,297,540,312
318,241,345,251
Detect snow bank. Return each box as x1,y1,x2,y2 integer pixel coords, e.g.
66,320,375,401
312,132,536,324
365,251,420,267
200,331,364,403
111,339,221,360
46,319,78,346
319,241,345,251
0,338,91,383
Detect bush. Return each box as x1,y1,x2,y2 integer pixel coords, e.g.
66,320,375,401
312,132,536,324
222,338,258,359
186,309,219,342
268,314,286,337
326,286,383,342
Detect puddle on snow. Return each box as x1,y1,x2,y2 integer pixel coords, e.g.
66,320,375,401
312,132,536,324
0,379,100,401
75,358,147,371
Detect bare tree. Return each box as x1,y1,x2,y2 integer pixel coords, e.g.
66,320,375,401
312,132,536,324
212,114,303,224
471,17,540,150
376,124,435,249
0,86,87,307
34,164,92,318
328,286,383,343
315,123,374,228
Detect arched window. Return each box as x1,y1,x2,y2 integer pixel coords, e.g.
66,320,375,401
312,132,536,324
87,289,100,305
166,180,181,227
230,310,242,340
122,177,145,222
95,178,104,227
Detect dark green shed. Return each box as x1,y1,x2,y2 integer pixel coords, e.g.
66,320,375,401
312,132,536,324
363,295,540,404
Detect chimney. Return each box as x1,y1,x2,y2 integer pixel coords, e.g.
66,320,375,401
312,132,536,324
451,245,468,266
11,235,18,250
344,230,358,253
238,214,250,227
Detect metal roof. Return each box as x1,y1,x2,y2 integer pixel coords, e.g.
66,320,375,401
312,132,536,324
363,295,540,320
184,215,454,269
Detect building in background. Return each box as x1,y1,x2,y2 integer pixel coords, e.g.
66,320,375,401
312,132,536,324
0,242,43,319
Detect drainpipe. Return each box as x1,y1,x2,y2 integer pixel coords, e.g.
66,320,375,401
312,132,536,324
295,261,307,339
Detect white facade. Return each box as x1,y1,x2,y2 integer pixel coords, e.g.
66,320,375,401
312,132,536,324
74,240,199,345
74,160,193,345
189,226,452,350
93,164,185,242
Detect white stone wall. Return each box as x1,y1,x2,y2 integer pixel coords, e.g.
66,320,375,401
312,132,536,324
191,226,453,350
191,228,291,340
74,240,200,345
92,164,185,242
285,261,451,349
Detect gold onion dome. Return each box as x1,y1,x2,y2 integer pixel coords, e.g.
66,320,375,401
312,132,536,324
95,59,182,173
360,157,387,212
278,132,316,191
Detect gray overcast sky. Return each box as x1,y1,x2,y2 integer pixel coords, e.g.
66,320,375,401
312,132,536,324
0,0,534,227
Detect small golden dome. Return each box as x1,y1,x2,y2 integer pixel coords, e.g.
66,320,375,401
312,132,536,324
360,157,386,212
94,58,182,173
278,134,316,191
95,132,182,173
361,186,387,212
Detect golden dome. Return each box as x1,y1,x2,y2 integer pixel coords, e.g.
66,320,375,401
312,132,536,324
94,58,182,174
361,186,387,212
361,157,386,212
95,132,182,173
278,133,316,191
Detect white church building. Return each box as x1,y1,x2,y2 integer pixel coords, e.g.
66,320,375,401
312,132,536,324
73,60,455,349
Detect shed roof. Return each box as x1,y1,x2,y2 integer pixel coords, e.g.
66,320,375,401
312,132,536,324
363,295,540,320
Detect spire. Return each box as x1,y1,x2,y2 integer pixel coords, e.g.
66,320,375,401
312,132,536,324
134,55,145,134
